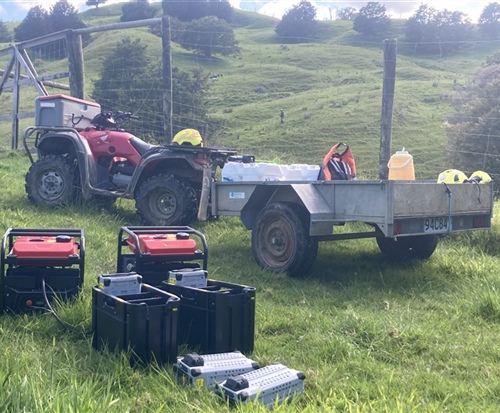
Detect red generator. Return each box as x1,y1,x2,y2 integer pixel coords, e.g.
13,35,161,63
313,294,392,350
116,226,207,287
0,228,85,313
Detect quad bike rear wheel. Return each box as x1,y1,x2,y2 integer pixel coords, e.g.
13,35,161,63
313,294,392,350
25,155,77,207
252,202,318,277
135,174,198,226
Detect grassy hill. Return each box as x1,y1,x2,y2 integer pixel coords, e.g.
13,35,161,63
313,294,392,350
2,6,499,179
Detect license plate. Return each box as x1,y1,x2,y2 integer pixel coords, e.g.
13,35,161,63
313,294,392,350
423,217,450,233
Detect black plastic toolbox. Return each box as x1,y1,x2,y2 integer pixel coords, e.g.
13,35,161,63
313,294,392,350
162,280,256,355
92,283,180,365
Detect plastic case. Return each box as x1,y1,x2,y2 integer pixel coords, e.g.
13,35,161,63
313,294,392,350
173,351,259,389
0,228,85,313
216,362,306,407
168,269,207,288
162,280,256,354
117,226,207,287
35,94,101,131
97,272,142,296
92,283,180,365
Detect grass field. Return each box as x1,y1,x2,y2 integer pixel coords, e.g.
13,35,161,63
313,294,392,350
1,149,500,412
1,6,500,412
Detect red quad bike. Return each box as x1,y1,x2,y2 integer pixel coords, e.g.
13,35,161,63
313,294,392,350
23,95,243,226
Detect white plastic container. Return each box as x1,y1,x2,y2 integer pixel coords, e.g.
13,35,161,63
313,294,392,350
238,163,283,181
291,164,320,181
221,162,244,182
280,164,303,181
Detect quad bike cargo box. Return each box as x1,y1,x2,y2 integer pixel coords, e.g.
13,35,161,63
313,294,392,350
117,226,207,287
162,280,256,355
35,94,101,131
0,228,85,313
92,283,180,365
216,362,305,407
173,351,260,389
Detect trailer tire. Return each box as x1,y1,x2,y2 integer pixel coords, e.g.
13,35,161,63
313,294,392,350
376,235,439,260
135,174,198,226
252,202,318,277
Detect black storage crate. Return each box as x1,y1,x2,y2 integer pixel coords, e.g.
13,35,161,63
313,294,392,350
0,228,85,313
116,226,208,287
92,283,180,365
162,280,256,355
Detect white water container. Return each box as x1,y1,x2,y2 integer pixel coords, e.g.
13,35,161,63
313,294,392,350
291,164,320,181
239,163,284,181
221,162,244,182
280,164,303,181
259,163,283,181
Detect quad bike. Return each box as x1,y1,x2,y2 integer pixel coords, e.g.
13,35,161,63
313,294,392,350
23,102,242,226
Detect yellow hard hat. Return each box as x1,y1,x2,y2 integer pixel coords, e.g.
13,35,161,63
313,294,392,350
172,129,203,146
468,170,492,184
437,169,468,184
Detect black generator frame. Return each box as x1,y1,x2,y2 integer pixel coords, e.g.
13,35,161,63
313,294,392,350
0,228,85,313
116,226,208,286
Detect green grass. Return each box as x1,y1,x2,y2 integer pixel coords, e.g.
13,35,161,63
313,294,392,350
2,151,500,411
2,8,500,411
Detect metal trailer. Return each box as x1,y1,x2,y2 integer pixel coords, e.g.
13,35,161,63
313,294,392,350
210,179,494,276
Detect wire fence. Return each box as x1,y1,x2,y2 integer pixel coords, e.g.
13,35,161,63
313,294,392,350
1,25,499,181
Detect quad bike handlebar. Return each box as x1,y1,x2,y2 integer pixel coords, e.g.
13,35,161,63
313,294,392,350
90,111,139,130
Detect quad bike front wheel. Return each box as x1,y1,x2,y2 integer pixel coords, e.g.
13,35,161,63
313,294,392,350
251,202,318,277
25,155,77,207
135,174,198,226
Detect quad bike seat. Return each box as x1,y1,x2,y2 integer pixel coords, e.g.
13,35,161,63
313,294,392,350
131,137,155,156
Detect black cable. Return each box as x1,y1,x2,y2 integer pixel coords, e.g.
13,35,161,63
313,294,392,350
41,278,92,336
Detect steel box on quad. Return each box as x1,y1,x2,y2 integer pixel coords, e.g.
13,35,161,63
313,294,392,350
0,228,85,313
116,226,207,287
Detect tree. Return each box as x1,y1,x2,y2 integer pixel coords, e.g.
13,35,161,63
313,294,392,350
49,0,86,32
275,1,317,43
445,53,500,181
162,0,233,22
86,0,107,7
0,20,11,43
91,37,212,140
405,4,472,55
180,16,239,58
121,1,156,22
14,6,50,42
353,2,391,37
479,2,500,39
337,7,357,21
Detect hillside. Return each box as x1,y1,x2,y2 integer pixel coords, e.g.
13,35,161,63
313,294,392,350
1,6,498,179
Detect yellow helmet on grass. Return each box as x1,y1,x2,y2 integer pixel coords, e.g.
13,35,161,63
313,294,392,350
172,129,203,146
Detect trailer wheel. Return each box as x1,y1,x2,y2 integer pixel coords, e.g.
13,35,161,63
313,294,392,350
135,174,197,226
25,155,77,207
252,202,318,277
376,235,439,259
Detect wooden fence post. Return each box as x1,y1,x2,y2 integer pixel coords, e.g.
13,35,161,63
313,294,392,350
161,16,173,144
66,30,85,99
379,39,397,180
